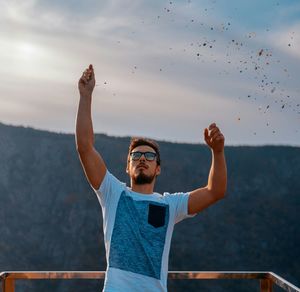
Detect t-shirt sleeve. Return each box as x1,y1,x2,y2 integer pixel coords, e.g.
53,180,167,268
164,192,197,224
93,169,126,209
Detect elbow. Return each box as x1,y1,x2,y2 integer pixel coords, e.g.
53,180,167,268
216,184,227,199
209,188,227,200
213,192,226,201
216,190,226,200
210,181,227,200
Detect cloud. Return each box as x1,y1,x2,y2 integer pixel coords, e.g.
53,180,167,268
266,22,300,60
0,0,299,145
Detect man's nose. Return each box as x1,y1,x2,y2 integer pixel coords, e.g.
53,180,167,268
139,154,146,161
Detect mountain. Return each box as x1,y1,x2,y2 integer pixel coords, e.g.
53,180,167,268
0,122,299,292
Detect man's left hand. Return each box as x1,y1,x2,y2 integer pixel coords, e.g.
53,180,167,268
204,123,225,153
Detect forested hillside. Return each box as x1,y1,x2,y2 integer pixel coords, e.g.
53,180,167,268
0,122,299,292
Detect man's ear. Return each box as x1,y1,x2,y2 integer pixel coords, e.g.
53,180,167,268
156,165,161,176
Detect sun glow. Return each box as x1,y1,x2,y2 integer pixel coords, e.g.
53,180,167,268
17,42,39,60
0,38,52,79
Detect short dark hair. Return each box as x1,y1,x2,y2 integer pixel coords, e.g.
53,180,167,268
128,137,161,165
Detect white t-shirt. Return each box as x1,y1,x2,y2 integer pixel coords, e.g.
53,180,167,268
94,170,197,292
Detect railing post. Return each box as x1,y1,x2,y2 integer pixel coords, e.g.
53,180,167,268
2,279,15,292
260,279,273,292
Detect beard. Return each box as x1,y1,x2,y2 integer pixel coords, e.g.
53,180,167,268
133,171,156,185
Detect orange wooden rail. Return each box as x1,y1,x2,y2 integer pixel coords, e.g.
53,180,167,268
1,271,299,292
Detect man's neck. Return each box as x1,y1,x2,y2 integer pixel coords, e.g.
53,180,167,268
130,182,155,194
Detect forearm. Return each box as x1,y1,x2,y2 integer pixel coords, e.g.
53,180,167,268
207,149,227,198
76,94,95,152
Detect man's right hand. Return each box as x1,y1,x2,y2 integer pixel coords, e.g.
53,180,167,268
78,64,95,98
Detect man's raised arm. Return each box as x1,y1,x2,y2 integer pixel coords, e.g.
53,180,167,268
188,123,227,215
76,64,106,190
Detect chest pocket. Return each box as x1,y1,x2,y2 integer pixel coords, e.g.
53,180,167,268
148,203,166,228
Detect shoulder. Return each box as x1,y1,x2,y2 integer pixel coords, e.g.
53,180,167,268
162,191,190,204
95,169,126,193
163,191,189,198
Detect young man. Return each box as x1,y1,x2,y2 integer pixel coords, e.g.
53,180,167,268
76,64,227,292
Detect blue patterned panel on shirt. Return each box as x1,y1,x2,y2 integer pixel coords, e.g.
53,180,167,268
109,191,169,279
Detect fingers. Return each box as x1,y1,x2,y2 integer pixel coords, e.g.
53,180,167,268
211,131,221,141
83,69,91,81
208,123,216,130
88,64,95,79
83,64,94,80
79,64,95,87
204,128,211,145
205,126,218,138
206,130,221,143
204,128,209,139
214,132,224,141
204,128,209,142
204,123,224,143
80,73,88,84
210,127,219,137
207,123,219,138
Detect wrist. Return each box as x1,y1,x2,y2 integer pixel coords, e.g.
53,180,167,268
212,148,224,155
80,93,92,100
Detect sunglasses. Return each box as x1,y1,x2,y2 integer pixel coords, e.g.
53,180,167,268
130,151,157,161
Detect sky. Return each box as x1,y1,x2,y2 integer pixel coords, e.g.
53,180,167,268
1,0,300,145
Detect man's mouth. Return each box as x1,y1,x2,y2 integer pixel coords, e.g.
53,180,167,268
137,164,148,169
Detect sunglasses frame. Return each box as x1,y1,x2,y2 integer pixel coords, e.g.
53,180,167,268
130,151,157,161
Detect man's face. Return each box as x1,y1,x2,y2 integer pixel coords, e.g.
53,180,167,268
126,145,161,185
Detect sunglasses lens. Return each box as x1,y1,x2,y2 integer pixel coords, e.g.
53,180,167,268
145,152,156,161
131,152,142,160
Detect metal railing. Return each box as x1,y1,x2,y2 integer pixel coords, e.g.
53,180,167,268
1,271,299,292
